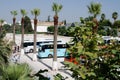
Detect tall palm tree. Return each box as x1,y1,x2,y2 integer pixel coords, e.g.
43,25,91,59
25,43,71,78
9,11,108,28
10,10,18,46
112,12,118,22
87,2,101,34
52,2,62,70
31,8,40,61
20,9,27,55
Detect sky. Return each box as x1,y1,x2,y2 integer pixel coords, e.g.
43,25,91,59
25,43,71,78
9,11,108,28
0,0,120,24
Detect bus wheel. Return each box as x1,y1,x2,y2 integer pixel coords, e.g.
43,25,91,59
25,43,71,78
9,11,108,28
29,49,33,53
48,54,53,58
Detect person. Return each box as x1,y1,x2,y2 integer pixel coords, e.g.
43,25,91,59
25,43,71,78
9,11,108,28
14,46,16,53
17,46,20,52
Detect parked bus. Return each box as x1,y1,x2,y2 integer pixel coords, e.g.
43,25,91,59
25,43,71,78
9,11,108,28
37,42,68,58
101,36,120,45
23,39,62,53
102,36,115,44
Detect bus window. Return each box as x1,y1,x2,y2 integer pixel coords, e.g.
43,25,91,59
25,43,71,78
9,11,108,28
42,46,45,52
23,43,28,47
104,40,110,44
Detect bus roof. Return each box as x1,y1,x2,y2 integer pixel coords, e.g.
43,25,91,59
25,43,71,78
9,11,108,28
39,42,66,46
102,36,114,40
24,39,62,43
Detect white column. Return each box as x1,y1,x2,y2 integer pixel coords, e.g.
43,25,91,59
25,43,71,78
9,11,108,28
33,53,37,61
21,49,24,55
52,61,58,71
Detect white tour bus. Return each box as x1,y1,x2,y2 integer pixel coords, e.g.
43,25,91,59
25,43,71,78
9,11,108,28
23,39,62,53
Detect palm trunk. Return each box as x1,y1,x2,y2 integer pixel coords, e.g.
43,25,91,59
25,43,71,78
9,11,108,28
92,18,98,34
21,18,24,55
53,25,57,61
0,26,2,34
53,16,58,70
33,19,37,61
13,18,16,46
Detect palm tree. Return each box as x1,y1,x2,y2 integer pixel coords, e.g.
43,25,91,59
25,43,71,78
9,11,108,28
31,8,40,61
112,12,118,36
10,10,18,46
112,12,118,22
52,2,62,70
20,9,27,55
87,2,101,34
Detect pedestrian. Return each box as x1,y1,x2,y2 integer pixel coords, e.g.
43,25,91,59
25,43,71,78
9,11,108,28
17,46,20,52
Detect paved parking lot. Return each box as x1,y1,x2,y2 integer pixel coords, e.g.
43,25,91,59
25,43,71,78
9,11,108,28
20,53,74,80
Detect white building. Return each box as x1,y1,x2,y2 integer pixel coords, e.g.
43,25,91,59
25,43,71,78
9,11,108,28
31,20,64,32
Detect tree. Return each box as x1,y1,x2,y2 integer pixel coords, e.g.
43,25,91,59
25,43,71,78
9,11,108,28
64,26,120,79
87,2,101,18
112,12,118,22
100,13,106,22
52,2,63,70
114,20,120,28
47,15,50,22
98,19,112,36
64,20,67,26
87,2,101,34
20,9,27,55
24,16,33,33
0,27,35,80
2,24,12,33
0,19,4,34
58,26,67,36
10,10,18,46
47,26,54,34
113,20,120,36
71,23,75,27
64,27,99,79
0,32,12,65
31,8,40,61
15,23,21,34
80,17,84,24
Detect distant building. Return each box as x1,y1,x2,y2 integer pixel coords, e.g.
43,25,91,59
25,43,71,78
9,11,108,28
31,20,64,32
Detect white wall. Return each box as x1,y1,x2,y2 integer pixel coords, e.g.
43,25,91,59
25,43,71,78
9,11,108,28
32,23,48,32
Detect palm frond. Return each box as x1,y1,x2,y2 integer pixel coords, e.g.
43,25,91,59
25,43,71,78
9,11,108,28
1,63,32,80
31,8,40,17
10,10,18,17
20,9,27,17
52,2,63,16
